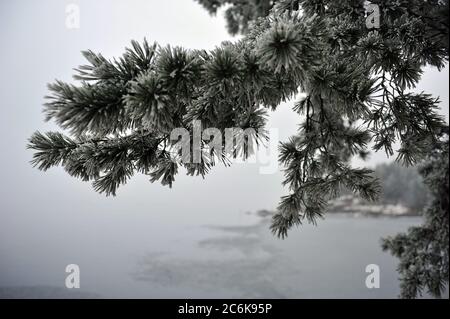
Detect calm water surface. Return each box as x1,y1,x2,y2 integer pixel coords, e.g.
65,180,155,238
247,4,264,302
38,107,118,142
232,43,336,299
0,213,425,298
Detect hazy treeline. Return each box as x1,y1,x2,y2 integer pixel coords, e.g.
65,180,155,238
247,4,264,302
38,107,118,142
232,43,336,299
374,162,429,213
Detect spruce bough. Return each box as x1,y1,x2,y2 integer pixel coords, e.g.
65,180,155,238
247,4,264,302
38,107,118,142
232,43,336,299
28,0,449,298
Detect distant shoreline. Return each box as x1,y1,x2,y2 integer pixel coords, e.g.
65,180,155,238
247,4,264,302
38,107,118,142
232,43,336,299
253,194,422,219
327,195,421,217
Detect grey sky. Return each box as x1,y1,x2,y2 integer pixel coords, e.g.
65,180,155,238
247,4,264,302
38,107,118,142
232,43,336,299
0,0,448,289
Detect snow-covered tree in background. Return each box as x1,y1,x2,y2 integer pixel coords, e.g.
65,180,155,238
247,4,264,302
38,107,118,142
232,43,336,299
28,0,449,298
382,129,448,299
